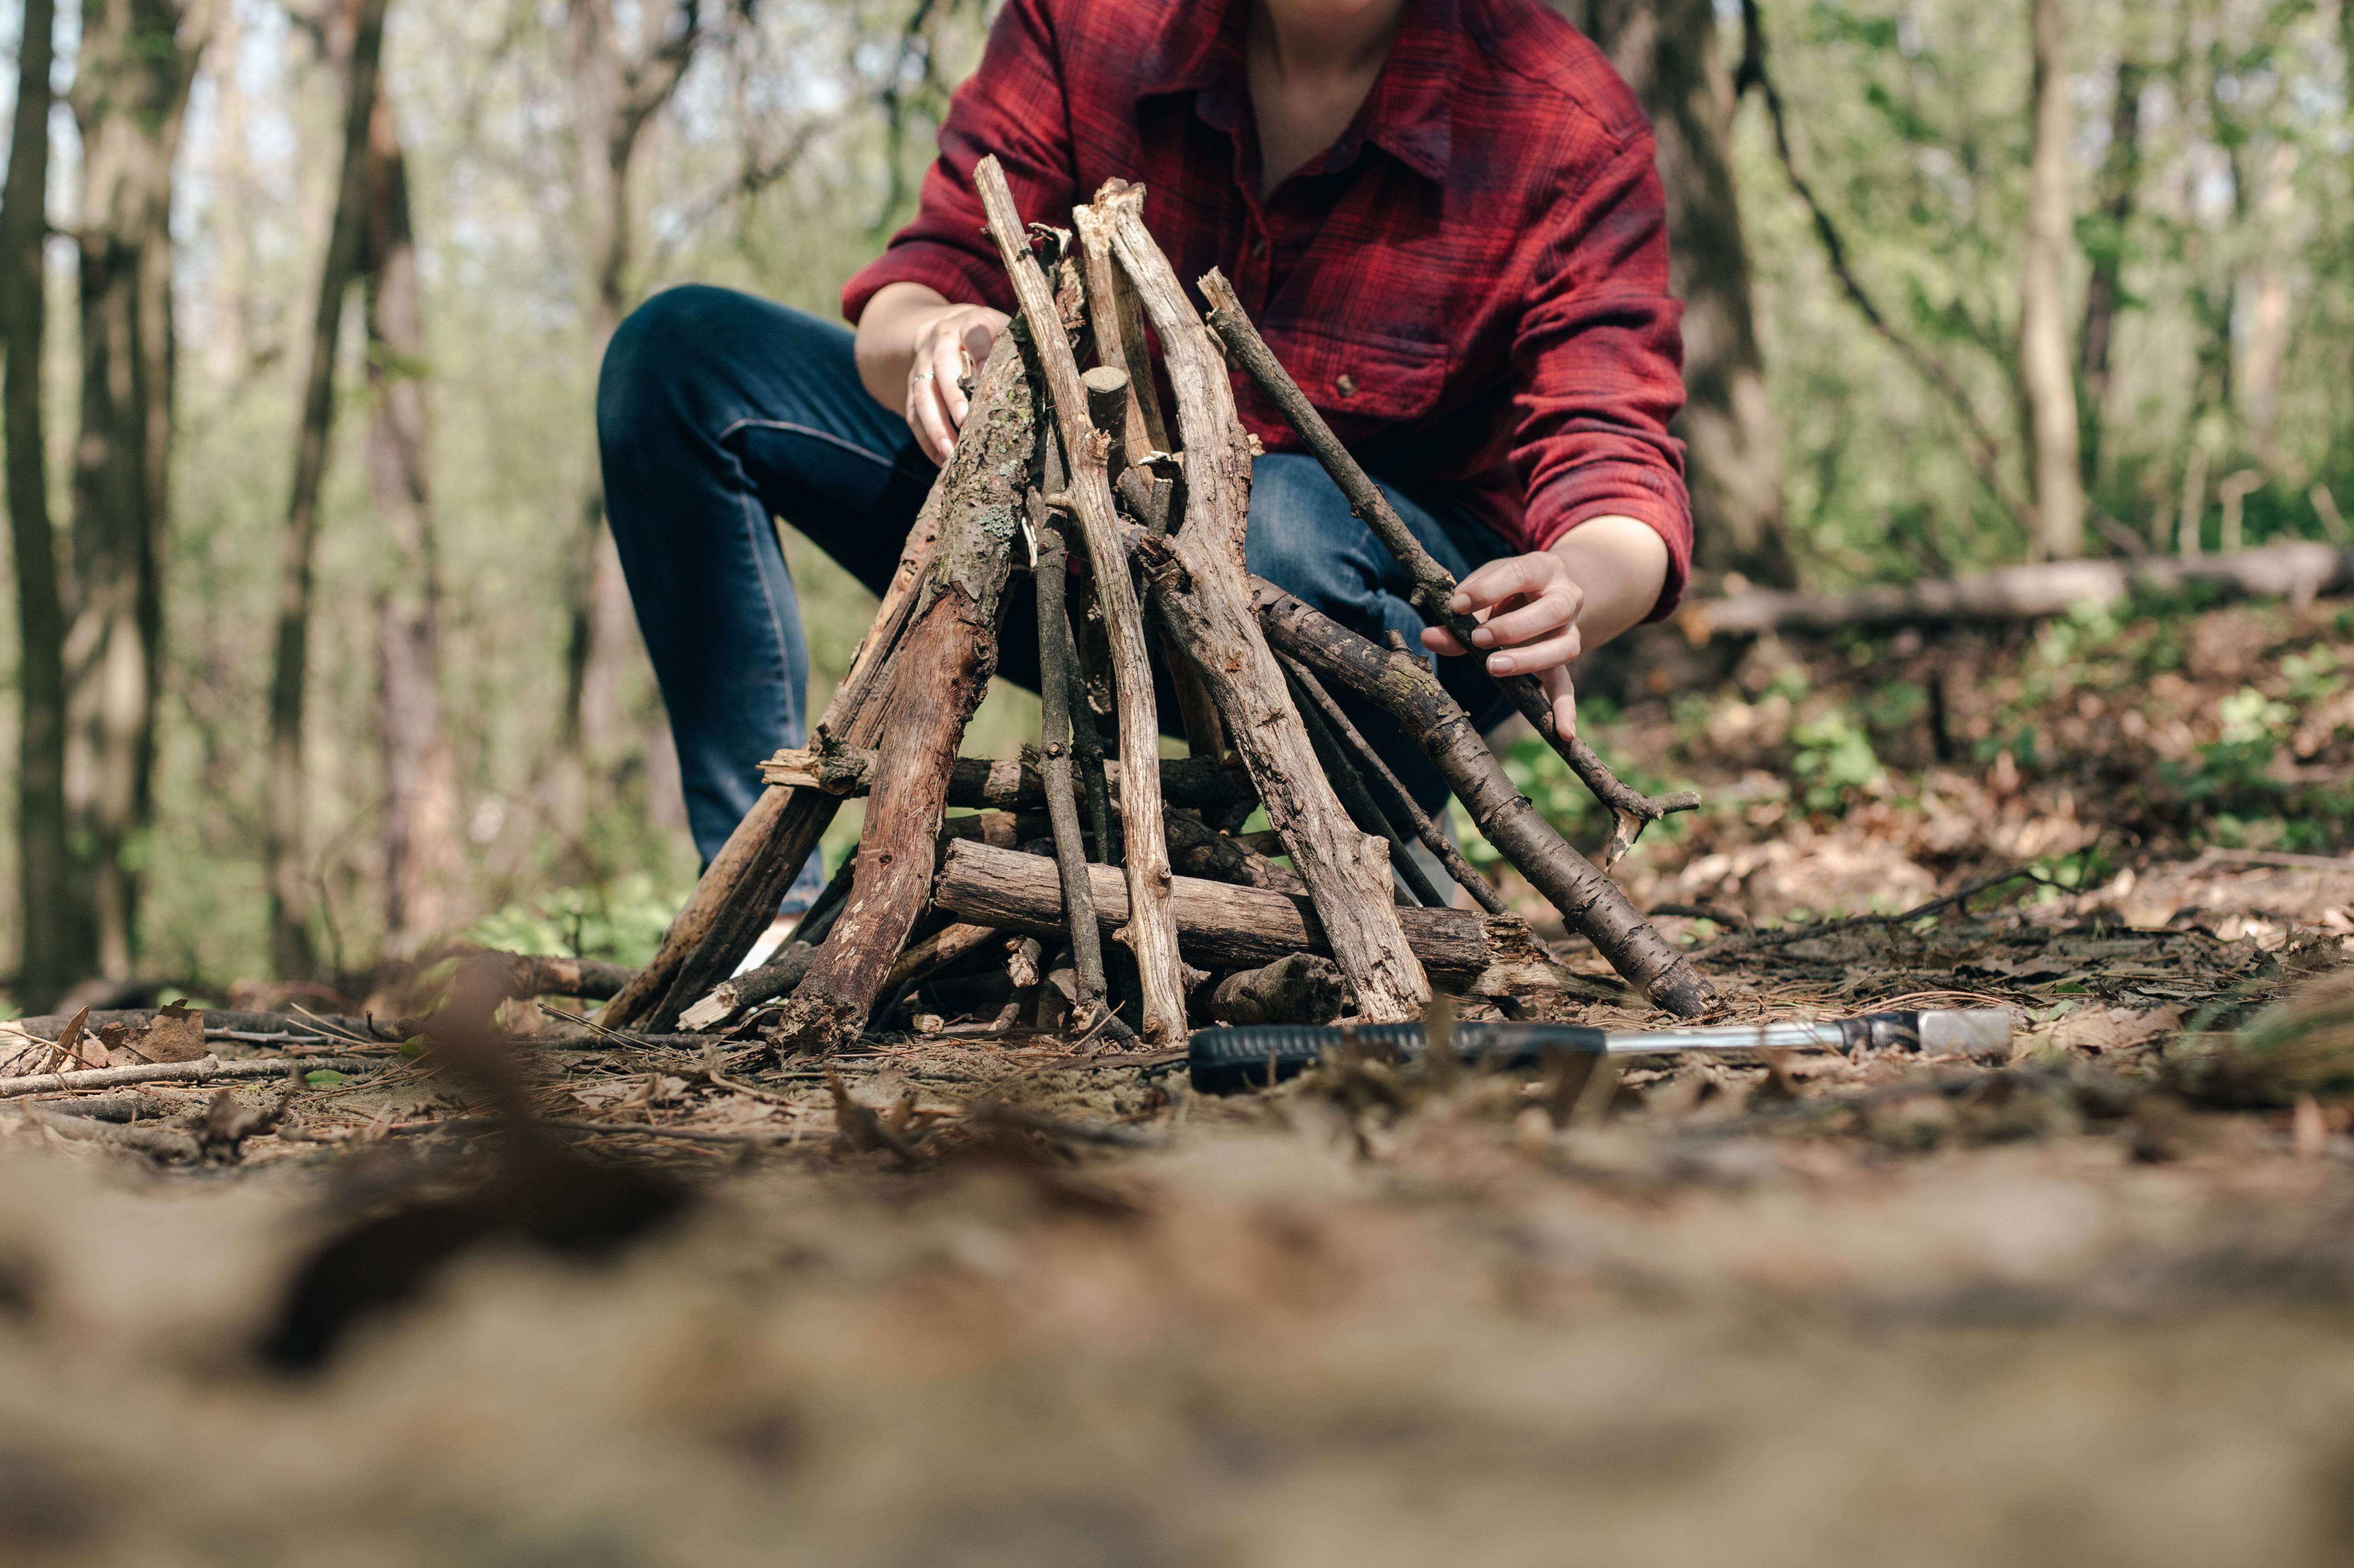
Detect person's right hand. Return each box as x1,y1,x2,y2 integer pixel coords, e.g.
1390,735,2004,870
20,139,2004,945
902,302,1009,464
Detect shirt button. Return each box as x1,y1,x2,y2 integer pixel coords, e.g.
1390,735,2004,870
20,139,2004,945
1251,237,1268,259
1335,373,1358,397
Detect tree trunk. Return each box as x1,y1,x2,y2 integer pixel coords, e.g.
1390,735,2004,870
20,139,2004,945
363,69,461,957
556,0,703,849
2076,57,2141,486
2,0,81,1010
1560,0,1793,588
2021,0,2083,560
265,0,391,979
66,0,208,981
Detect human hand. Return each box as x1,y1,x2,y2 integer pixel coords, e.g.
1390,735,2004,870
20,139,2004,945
904,302,1010,463
1419,550,1587,737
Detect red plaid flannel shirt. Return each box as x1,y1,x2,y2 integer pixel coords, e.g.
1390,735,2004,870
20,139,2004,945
843,0,1693,617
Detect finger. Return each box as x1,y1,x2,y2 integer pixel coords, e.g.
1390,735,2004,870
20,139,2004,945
1481,624,1581,679
910,376,956,464
1448,554,1559,615
932,336,970,426
1544,665,1578,740
1468,586,1580,649
1420,625,1468,656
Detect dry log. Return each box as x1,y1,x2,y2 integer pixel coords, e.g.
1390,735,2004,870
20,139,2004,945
1687,540,2354,636
1193,954,1347,1026
1254,580,1713,1017
1095,180,1430,1022
675,853,857,1032
462,949,639,1003
979,157,1188,1044
935,839,1619,1006
1199,270,1699,867
0,1054,382,1099
766,321,1039,1053
881,922,1004,1000
603,339,1009,1029
759,743,1251,815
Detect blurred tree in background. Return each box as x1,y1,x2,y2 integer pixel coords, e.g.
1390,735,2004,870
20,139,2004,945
0,0,2349,1007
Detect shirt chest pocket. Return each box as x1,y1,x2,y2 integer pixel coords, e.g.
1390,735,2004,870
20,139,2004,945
1261,319,1451,428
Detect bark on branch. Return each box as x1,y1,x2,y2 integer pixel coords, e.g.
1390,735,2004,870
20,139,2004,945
1199,269,1699,867
978,156,1189,1044
1097,180,1430,1022
935,839,1619,1009
1253,579,1713,1017
759,742,1250,815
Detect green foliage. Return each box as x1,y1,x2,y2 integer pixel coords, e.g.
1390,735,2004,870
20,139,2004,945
464,875,687,970
1790,711,1885,812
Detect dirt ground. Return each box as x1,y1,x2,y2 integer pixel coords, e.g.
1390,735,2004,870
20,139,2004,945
3,595,2353,1566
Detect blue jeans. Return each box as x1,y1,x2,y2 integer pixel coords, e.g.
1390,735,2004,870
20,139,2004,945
598,285,1517,897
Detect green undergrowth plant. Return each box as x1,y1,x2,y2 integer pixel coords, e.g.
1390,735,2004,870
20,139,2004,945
465,873,687,969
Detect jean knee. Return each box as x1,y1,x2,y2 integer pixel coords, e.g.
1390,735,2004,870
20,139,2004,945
1245,454,1378,614
597,284,776,451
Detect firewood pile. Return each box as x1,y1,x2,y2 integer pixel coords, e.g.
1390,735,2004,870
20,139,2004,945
598,163,1715,1053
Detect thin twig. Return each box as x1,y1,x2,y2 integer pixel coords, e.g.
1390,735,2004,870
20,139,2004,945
1277,651,1508,915
1198,273,1699,865
1033,505,1118,1032
1692,868,2051,958
1282,664,1440,907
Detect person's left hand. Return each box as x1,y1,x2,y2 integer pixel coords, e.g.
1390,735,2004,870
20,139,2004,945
1419,550,1585,738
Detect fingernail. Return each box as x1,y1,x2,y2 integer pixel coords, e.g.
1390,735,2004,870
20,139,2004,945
1489,654,1514,675
1449,592,1471,611
1470,627,1493,647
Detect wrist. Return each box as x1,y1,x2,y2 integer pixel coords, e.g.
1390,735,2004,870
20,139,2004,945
1545,516,1668,646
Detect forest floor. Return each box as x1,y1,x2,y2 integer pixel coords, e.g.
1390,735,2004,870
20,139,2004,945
4,589,2354,1565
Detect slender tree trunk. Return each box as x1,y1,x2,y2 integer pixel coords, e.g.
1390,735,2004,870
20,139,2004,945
2076,57,2141,486
3,0,82,1010
363,73,460,956
1559,0,1794,588
2021,0,2083,560
266,0,391,978
67,0,208,981
555,0,702,849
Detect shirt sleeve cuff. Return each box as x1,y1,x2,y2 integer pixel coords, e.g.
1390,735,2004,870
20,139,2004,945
1527,470,1693,624
842,239,1015,324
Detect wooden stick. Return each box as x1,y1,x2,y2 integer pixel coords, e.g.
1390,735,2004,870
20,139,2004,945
1276,653,1509,915
601,345,982,1029
935,839,1620,1007
977,157,1188,1045
1070,198,1171,458
1096,181,1430,1022
1199,270,1701,868
0,1054,380,1099
759,743,1250,815
1034,513,1118,1032
1253,579,1713,1017
1281,661,1443,907
1160,808,1307,895
766,323,1039,1052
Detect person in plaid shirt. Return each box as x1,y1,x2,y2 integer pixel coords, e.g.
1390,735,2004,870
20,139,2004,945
600,0,1690,903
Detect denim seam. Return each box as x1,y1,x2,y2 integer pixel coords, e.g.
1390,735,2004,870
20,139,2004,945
717,416,901,471
737,486,797,710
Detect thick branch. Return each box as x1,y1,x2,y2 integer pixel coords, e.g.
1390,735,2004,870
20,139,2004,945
1035,514,1116,1030
1199,270,1698,867
1254,579,1712,1017
977,156,1188,1044
1098,181,1429,1021
760,742,1250,815
936,839,1619,1008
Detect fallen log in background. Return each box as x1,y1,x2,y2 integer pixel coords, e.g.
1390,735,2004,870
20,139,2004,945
1686,540,2354,637
1254,579,1714,1018
1098,180,1430,1023
980,157,1189,1044
935,839,1621,1008
765,321,1040,1054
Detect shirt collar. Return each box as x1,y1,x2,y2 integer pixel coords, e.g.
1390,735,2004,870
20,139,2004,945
1137,0,1460,185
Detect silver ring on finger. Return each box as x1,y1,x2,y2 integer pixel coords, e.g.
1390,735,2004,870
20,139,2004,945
913,370,935,381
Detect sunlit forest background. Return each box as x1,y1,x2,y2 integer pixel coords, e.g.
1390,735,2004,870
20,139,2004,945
1,0,2349,1010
